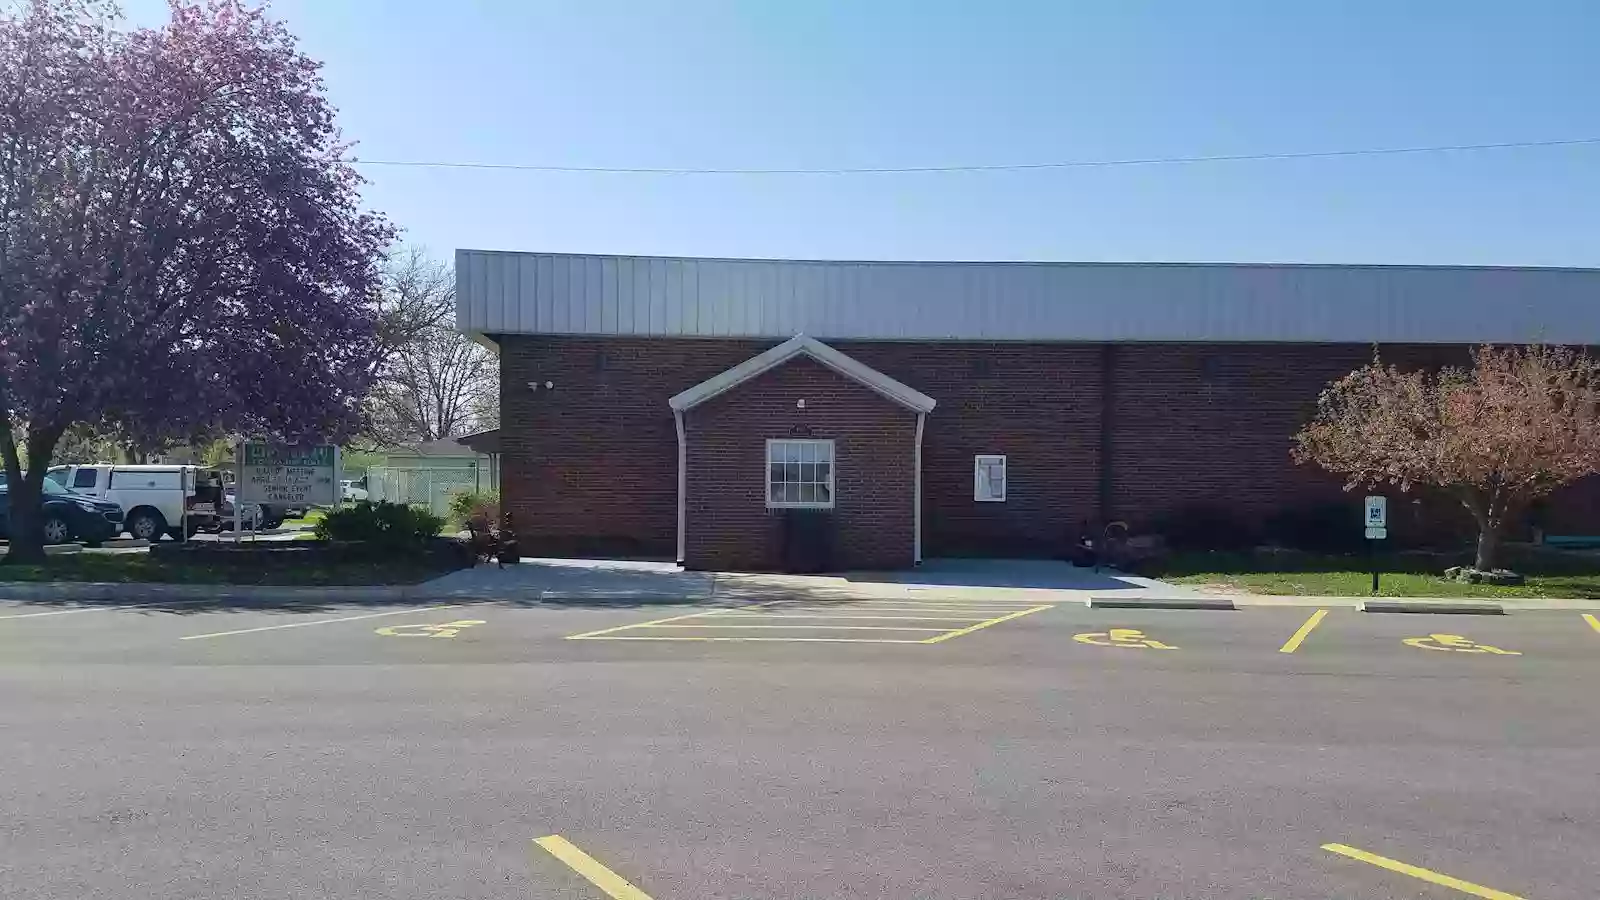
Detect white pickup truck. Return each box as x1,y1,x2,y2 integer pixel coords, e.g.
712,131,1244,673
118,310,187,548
46,464,225,541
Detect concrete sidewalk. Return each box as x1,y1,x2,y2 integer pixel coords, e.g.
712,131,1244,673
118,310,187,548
3,555,1598,610
0,557,1169,605
710,557,1203,604
423,556,1200,605
421,556,716,602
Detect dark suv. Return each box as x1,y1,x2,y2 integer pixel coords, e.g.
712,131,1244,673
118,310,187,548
0,478,124,546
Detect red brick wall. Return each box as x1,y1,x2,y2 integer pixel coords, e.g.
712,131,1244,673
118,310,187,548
683,355,917,570
1107,343,1484,544
499,335,764,558
498,334,1600,566
833,342,1103,557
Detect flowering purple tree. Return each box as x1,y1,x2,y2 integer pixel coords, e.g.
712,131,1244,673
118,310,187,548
0,0,392,561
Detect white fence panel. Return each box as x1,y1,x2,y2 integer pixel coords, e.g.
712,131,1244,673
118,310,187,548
364,466,485,518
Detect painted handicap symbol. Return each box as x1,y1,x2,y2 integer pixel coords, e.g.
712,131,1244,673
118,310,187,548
1072,627,1178,650
1402,633,1520,655
375,619,486,638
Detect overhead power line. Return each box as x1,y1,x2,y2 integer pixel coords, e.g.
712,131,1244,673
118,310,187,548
349,136,1600,176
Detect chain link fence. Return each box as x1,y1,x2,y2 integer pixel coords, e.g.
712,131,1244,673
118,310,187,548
364,466,491,519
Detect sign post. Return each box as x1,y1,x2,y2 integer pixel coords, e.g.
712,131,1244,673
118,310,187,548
237,443,339,515
233,439,244,544
1364,495,1388,593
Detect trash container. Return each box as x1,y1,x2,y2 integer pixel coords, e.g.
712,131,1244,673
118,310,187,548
781,508,834,574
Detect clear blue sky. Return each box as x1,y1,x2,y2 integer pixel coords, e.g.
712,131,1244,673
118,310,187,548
128,0,1600,265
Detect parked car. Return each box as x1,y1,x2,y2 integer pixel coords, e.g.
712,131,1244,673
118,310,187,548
45,464,224,541
0,478,124,546
216,472,296,526
341,479,368,502
215,493,287,531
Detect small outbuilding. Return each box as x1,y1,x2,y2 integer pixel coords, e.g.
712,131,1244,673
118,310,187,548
668,335,935,570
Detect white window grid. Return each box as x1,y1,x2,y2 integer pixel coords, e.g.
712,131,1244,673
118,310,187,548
766,439,835,509
974,454,1007,502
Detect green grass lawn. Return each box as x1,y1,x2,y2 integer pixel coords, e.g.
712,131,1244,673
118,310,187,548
1144,546,1600,599
284,506,459,535
0,551,453,586
281,508,327,528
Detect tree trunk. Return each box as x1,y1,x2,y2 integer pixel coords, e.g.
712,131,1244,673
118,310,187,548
0,421,30,564
1,427,62,565
1475,524,1501,571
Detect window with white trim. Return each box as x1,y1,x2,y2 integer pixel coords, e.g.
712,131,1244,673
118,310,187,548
974,454,1007,502
767,439,835,508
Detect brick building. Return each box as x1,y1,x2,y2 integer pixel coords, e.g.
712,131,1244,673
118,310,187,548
457,251,1600,571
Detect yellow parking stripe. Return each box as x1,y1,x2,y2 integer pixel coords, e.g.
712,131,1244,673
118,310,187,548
921,605,1053,644
805,597,1054,604
810,595,1062,603
1583,613,1600,634
180,605,461,640
566,599,1055,643
1321,843,1526,900
700,608,985,614
1279,609,1329,653
758,605,1049,615
534,835,654,900
573,635,931,643
645,623,949,631
563,603,785,640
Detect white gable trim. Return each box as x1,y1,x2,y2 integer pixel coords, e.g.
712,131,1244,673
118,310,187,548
668,335,937,414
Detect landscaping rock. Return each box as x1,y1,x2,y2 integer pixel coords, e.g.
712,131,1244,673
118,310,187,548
0,543,84,557
1443,565,1526,586
148,535,473,569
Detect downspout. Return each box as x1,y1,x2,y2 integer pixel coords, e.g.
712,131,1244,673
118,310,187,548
675,410,687,565
1098,343,1115,525
914,411,926,565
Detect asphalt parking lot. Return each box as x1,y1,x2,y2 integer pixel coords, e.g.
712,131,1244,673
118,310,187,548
2,594,1596,899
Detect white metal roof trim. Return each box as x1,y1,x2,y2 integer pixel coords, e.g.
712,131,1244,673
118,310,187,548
457,250,1600,344
668,335,937,414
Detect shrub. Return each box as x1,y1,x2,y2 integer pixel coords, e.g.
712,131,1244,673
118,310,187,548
1262,502,1364,553
1148,503,1259,552
314,501,444,550
447,490,500,528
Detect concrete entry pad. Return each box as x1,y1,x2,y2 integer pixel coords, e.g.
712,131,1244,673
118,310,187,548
839,557,1185,592
711,557,1198,608
418,556,716,602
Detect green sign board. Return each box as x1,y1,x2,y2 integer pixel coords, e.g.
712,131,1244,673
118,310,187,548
241,444,336,468
238,443,339,506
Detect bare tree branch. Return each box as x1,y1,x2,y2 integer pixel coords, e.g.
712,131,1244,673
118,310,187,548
355,247,497,448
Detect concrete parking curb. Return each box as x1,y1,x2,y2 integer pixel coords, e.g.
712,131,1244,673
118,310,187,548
0,581,718,605
1359,600,1506,615
0,543,85,557
0,581,414,603
1087,596,1238,611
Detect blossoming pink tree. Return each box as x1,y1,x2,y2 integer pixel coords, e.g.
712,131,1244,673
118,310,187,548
0,0,392,561
1294,345,1600,571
